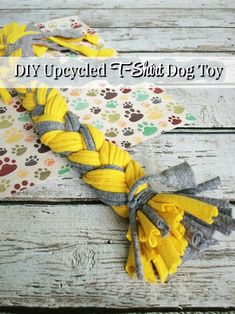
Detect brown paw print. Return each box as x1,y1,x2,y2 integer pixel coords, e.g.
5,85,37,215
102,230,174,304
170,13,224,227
90,107,101,114
13,101,25,113
120,87,132,94
121,141,131,148
0,107,7,114
149,87,163,94
11,180,35,194
71,22,82,29
0,157,17,176
0,148,7,156
122,127,134,136
37,23,45,29
23,123,33,131
87,28,96,35
124,108,144,122
34,139,50,153
100,88,118,100
168,115,182,125
123,102,133,109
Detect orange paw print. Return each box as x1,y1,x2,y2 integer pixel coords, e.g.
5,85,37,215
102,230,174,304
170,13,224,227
117,120,127,128
44,157,55,167
70,89,81,96
159,121,168,128
142,102,150,108
25,135,36,143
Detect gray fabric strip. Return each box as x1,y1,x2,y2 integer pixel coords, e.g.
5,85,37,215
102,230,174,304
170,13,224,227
32,104,45,117
36,121,65,137
178,177,221,195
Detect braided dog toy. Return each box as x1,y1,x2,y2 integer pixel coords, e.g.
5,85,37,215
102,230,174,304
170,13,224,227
0,22,234,283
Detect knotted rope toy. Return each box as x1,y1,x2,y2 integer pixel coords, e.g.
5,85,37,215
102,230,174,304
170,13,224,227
0,22,234,283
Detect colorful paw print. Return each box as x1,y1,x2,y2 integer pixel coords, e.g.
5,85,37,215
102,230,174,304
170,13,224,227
17,112,30,122
34,168,51,181
23,123,33,131
0,107,7,114
12,144,27,156
90,107,101,114
168,115,182,125
44,158,55,167
106,100,118,108
167,103,185,114
87,89,98,97
101,110,120,123
149,87,163,94
0,157,17,176
0,179,10,193
25,155,39,166
185,113,197,121
124,108,143,122
121,140,131,148
11,180,35,194
132,90,149,102
123,102,133,109
137,122,158,136
93,120,104,129
34,139,50,153
145,108,164,120
72,98,89,111
122,127,134,136
105,128,119,137
120,86,132,94
4,128,24,144
13,100,26,113
58,164,73,175
0,148,7,156
100,88,118,100
0,115,14,129
151,97,162,104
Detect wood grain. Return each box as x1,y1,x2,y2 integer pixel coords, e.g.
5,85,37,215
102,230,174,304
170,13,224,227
1,0,235,9
0,9,235,28
0,203,234,308
6,132,235,202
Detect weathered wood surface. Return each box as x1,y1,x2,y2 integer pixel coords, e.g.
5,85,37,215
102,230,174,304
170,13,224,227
0,0,234,310
2,0,235,9
0,203,234,308
7,132,235,202
1,9,235,28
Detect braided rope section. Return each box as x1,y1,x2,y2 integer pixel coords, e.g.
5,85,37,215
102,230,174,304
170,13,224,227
15,84,220,283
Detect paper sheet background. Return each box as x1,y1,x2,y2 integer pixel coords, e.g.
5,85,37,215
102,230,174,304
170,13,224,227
0,16,196,198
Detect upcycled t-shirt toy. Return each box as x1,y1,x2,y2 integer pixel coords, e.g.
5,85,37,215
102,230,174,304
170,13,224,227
0,22,234,283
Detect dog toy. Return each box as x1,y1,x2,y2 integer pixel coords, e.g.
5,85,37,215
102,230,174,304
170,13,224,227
0,22,234,283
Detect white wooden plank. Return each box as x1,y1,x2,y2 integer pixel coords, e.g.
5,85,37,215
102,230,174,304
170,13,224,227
6,133,235,202
1,0,234,9
0,9,234,28
100,28,235,52
0,203,234,308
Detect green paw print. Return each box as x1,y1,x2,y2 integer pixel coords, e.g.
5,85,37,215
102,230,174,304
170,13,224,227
132,90,149,102
185,113,197,121
58,164,73,175
87,89,98,97
0,179,10,193
93,120,104,129
72,98,89,110
101,110,120,123
34,168,51,181
17,112,30,122
137,122,158,136
106,100,118,108
0,115,14,129
167,103,185,114
105,128,119,137
12,144,27,156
